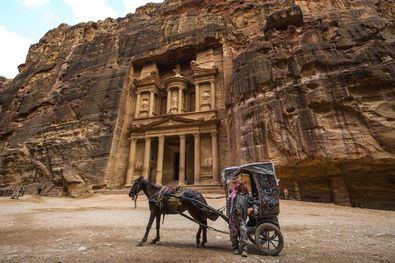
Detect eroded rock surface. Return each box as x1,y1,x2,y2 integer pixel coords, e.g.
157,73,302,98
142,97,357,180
0,0,394,209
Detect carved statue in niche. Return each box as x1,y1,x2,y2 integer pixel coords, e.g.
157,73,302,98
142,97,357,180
141,98,149,111
170,90,178,114
171,92,178,108
202,90,210,102
200,89,211,111
135,160,143,171
203,157,213,168
139,96,149,117
172,64,182,77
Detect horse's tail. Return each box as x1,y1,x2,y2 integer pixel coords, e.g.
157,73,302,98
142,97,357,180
201,197,220,221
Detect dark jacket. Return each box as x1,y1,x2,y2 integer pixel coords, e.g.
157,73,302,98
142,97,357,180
229,192,258,219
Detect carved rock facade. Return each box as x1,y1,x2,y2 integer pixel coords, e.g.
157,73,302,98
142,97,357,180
0,0,394,208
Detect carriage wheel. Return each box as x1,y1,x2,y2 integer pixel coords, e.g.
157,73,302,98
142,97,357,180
254,223,284,256
248,232,255,244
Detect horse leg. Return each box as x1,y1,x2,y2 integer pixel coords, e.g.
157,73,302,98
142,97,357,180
150,213,161,244
200,217,208,248
196,226,202,248
137,211,156,246
188,206,203,248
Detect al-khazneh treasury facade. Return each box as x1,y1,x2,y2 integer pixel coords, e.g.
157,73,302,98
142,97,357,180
118,47,227,187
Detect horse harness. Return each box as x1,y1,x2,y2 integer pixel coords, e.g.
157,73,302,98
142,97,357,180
135,185,230,235
151,185,184,212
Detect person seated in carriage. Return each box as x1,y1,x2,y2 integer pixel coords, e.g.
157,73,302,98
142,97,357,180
228,177,258,257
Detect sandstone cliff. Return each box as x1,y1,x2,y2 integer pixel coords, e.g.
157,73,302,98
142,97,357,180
0,0,394,209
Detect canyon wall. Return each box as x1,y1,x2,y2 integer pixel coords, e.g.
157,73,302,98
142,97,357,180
0,0,394,209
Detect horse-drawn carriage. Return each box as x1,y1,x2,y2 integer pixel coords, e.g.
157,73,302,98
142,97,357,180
221,162,284,256
129,162,284,256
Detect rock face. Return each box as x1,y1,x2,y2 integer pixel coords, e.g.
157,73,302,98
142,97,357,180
0,0,394,209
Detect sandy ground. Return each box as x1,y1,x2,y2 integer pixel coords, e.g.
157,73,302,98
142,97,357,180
0,194,394,263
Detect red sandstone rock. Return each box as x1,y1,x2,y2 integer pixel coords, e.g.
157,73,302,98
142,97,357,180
0,0,394,209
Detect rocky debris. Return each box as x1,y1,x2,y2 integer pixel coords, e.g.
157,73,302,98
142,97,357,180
0,0,394,209
62,168,91,197
77,246,88,251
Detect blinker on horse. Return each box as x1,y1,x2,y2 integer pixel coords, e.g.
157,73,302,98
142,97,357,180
129,176,218,247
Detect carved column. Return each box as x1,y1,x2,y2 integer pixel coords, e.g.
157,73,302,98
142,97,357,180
210,80,215,110
125,137,137,186
142,137,151,181
135,92,141,118
195,83,200,112
166,89,171,113
178,87,183,114
211,132,219,183
179,134,186,185
194,133,201,184
149,90,155,117
156,135,165,185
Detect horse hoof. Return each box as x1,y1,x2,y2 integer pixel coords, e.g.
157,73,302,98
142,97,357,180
136,242,143,247
150,240,158,244
200,243,206,248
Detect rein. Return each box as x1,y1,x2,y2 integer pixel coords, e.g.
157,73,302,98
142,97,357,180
133,180,142,209
131,181,230,235
132,181,162,208
178,212,230,235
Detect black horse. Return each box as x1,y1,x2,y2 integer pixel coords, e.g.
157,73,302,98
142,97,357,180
129,176,218,247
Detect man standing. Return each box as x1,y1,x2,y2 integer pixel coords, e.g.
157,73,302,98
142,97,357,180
228,180,257,257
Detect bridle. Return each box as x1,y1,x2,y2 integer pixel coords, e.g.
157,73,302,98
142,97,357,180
130,179,143,209
129,179,165,209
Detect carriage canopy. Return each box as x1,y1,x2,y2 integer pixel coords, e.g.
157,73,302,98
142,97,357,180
221,162,280,217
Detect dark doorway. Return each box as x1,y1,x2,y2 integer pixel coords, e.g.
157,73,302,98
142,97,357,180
173,152,180,180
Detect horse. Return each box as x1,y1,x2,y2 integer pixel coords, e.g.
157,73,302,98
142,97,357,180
128,176,218,247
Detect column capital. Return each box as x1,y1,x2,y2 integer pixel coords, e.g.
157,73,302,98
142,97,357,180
145,137,151,142
130,137,137,142
179,134,186,139
193,132,200,138
150,89,160,96
210,131,218,136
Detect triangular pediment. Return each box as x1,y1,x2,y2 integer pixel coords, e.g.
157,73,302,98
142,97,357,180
135,72,162,89
140,115,202,129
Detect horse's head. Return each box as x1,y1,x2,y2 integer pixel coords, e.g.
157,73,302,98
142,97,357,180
129,176,144,201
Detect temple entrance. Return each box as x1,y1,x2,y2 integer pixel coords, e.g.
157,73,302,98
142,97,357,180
162,136,179,185
159,135,195,185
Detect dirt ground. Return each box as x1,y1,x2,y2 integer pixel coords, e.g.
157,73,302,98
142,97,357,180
0,194,394,263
